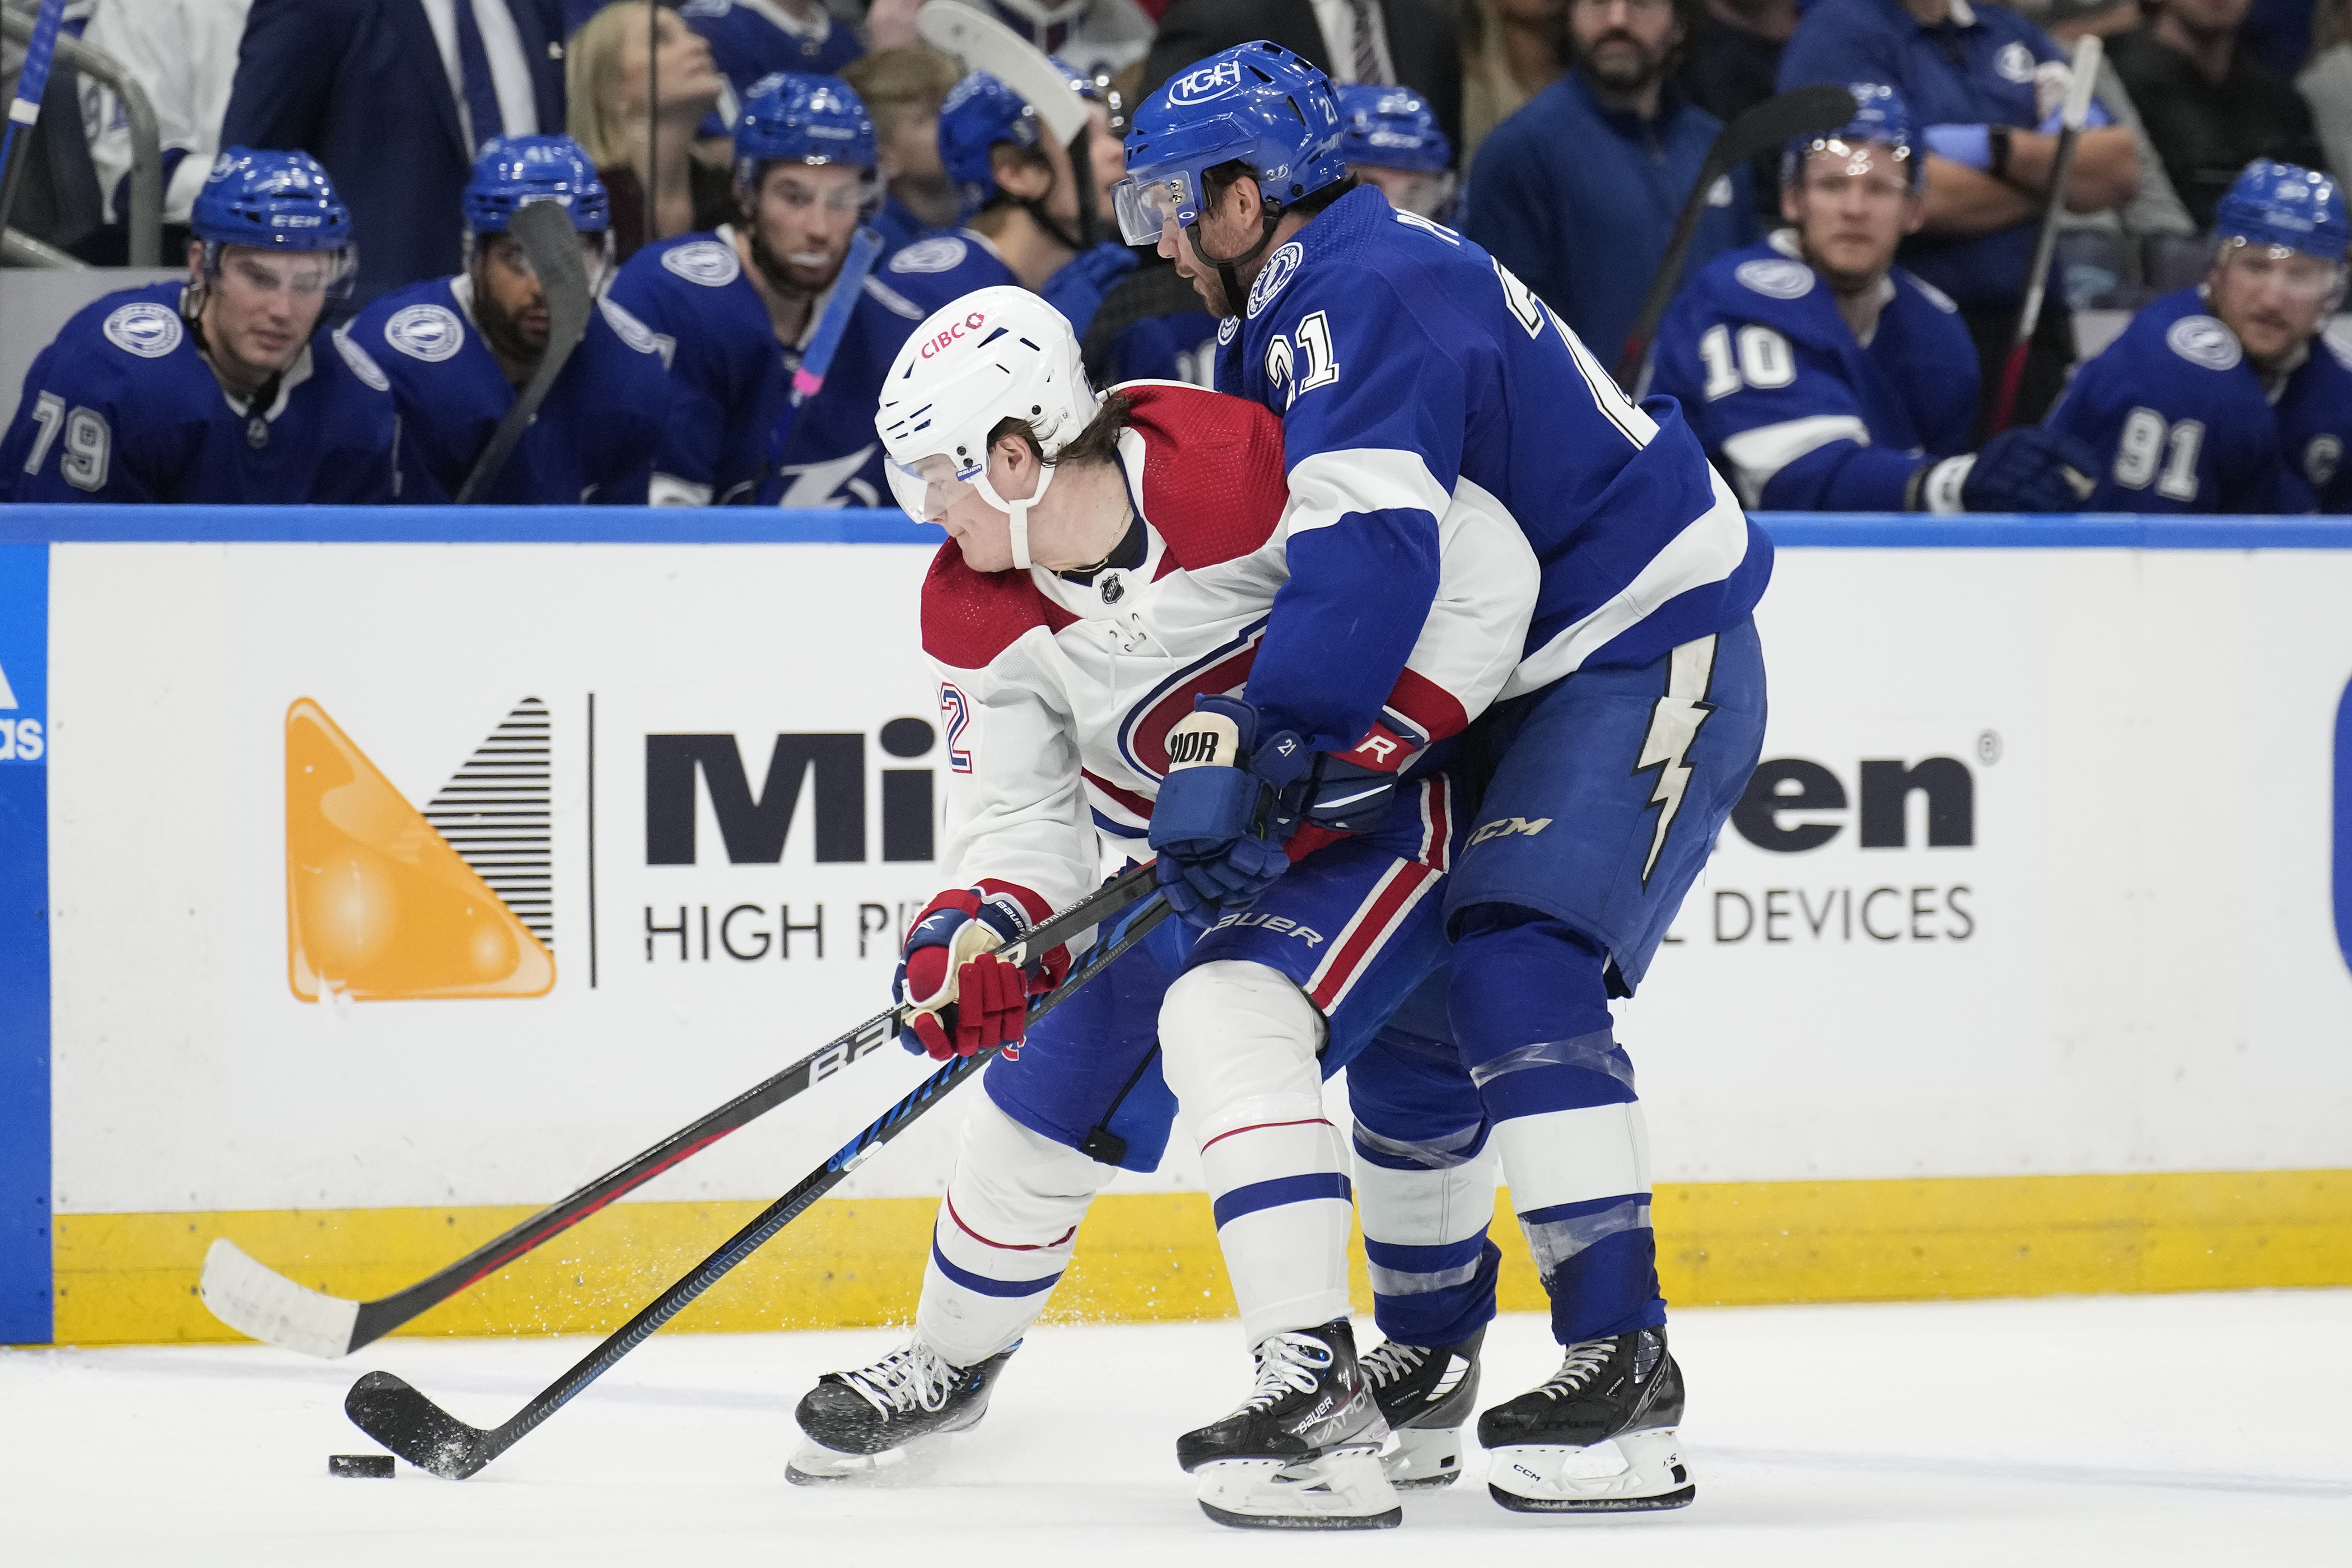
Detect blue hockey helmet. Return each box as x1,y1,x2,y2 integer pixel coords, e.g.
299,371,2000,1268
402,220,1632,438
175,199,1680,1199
936,57,1103,219
464,135,610,234
2214,159,2351,262
1781,82,1921,191
1334,85,1451,174
1113,41,1348,248
735,72,879,191
191,148,353,251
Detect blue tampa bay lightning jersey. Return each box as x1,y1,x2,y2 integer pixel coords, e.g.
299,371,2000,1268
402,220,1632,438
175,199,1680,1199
0,281,398,504
2045,287,2332,514
349,276,670,505
1215,185,1772,755
1650,236,1980,510
610,226,968,506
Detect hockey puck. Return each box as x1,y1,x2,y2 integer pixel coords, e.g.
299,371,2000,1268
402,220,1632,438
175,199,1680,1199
329,1453,395,1479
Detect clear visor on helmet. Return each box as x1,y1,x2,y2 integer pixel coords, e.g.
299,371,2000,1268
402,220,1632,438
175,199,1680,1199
204,241,361,301
2217,237,2348,302
885,450,979,522
1111,170,1196,245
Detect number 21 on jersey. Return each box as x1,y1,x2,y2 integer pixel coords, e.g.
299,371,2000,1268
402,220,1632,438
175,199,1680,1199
1263,311,1339,408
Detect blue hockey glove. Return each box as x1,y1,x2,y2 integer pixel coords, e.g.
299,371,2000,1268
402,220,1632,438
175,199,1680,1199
1911,427,2100,514
1147,696,1311,928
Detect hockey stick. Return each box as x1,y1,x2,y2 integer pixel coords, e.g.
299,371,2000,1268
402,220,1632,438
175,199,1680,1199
346,895,1177,1478
916,1,1101,245
0,0,68,245
1613,84,1858,391
1987,34,2102,436
454,199,595,503
763,223,885,479
198,861,1160,1358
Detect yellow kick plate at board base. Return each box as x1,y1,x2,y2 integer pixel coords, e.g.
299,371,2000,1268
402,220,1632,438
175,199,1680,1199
284,698,553,1001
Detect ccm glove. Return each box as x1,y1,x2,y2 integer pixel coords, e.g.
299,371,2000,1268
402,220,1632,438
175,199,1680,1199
894,888,1070,1061
1147,695,1312,927
1910,426,2101,514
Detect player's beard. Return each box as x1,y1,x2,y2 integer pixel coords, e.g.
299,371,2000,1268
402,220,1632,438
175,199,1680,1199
474,284,548,374
1580,30,1671,97
749,222,842,303
1796,232,1887,300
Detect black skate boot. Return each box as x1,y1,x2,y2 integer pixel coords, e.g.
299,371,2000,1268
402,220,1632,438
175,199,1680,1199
1175,1318,1402,1529
1478,1327,1693,1512
1360,1326,1484,1489
786,1339,1017,1484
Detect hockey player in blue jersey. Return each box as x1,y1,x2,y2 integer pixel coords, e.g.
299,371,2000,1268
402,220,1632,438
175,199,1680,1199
1651,83,2098,514
608,74,949,507
2047,160,2352,514
1335,85,1456,223
0,148,396,505
904,62,1140,339
350,137,669,505
1113,42,1772,1520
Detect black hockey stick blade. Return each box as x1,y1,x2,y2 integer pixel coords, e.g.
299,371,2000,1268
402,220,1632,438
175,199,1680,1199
1613,84,1857,389
201,862,1159,1357
454,199,593,503
343,895,1174,1478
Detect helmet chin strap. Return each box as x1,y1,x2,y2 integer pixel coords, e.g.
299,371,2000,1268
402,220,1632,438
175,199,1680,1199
979,462,1058,571
1185,205,1282,319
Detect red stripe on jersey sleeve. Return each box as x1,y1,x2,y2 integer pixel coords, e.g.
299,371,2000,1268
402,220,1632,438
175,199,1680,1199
1379,667,1472,744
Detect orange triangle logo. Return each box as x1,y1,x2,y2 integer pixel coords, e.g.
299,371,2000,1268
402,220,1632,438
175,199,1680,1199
286,698,555,1001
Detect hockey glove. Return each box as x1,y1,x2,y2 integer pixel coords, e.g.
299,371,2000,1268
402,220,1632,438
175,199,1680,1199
1911,426,2101,514
894,888,1070,1061
1147,695,1312,928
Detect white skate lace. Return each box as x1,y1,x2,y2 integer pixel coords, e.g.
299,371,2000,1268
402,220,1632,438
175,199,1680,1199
837,1341,957,1417
1534,1338,1617,1400
1231,1331,1335,1415
1357,1340,1428,1392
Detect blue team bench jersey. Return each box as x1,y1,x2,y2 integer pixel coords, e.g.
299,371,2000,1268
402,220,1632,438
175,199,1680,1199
1215,185,1772,754
2045,287,2351,514
349,276,670,505
885,231,1143,342
1650,236,1979,511
0,281,398,504
611,227,974,507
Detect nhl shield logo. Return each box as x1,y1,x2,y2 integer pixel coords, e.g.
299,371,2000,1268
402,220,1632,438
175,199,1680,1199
102,302,184,360
1099,573,1125,604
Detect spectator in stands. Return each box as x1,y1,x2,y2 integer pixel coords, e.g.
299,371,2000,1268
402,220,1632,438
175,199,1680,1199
1778,0,2140,431
842,45,967,250
2302,0,2352,183
221,0,570,306
1460,0,1567,171
975,0,1159,78
677,0,860,119
1140,0,1466,153
1467,0,1758,363
2111,0,2328,230
1651,82,2099,513
2047,157,2352,510
1681,0,1796,151
76,0,248,264
350,136,670,503
2243,0,2318,77
567,1,732,262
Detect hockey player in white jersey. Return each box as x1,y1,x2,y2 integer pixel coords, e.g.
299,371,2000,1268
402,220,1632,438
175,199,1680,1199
784,287,1537,1527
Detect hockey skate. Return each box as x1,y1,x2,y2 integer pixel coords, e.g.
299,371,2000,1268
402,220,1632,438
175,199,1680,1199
786,1340,1017,1484
1478,1327,1694,1511
1360,1327,1483,1489
1175,1319,1402,1529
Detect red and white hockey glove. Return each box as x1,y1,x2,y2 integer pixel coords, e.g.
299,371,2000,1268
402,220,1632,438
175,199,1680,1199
894,887,1070,1061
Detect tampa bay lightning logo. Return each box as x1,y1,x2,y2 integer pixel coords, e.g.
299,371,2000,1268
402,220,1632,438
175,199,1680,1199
102,302,183,358
1169,59,1244,105
1217,316,1239,346
2307,433,2343,488
1734,258,1814,301
663,239,741,287
890,237,969,274
330,327,391,390
384,304,464,362
1996,42,2037,83
1246,241,1305,319
2166,315,2243,372
598,296,659,355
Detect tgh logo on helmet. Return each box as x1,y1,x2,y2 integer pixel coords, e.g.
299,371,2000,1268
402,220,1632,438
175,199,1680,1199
1170,59,1244,105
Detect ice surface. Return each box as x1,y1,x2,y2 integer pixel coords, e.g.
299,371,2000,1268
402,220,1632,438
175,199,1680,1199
3,1291,2345,1566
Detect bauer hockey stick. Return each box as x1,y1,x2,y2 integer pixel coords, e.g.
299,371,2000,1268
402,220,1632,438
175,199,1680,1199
763,223,884,478
1987,34,2103,436
198,861,1160,1358
346,895,1177,1479
917,2,1102,245
454,199,595,503
0,0,68,244
1613,84,1858,391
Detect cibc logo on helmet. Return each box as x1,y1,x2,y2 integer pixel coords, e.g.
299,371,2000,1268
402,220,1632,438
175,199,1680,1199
1170,59,1244,105
918,310,991,361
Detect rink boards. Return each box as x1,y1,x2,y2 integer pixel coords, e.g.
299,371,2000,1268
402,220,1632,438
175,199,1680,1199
1,507,2349,1346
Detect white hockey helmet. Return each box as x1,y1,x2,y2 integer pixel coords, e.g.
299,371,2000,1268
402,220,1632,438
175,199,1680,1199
876,286,1099,569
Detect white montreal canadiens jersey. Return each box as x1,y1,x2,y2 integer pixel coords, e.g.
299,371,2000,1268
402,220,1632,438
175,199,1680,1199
924,381,1537,917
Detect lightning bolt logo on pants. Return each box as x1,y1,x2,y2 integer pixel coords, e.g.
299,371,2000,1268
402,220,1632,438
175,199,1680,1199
1635,636,1719,884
